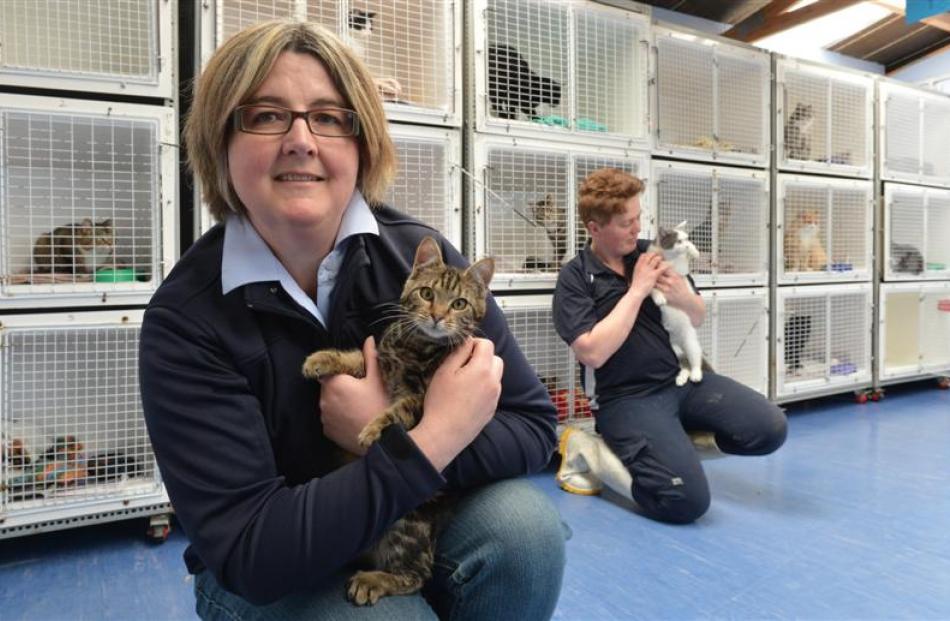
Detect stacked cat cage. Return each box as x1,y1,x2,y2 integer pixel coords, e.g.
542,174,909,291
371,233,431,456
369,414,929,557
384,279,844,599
773,55,875,402
469,0,653,430
197,0,464,236
876,78,950,391
0,2,177,538
651,24,771,397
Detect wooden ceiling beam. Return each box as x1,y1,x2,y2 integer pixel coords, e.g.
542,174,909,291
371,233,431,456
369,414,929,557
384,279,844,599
722,0,864,43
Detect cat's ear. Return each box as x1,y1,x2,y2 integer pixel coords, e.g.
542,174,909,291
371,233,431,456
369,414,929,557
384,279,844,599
80,218,93,227
465,257,495,289
367,11,376,18
99,218,113,227
674,220,688,232
413,236,443,269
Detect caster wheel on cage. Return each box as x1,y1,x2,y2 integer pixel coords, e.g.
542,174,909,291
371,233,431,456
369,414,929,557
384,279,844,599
937,377,950,390
870,389,883,402
854,391,868,404
147,514,172,543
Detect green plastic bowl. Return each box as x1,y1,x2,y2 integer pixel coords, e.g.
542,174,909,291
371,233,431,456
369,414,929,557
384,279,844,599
95,267,137,283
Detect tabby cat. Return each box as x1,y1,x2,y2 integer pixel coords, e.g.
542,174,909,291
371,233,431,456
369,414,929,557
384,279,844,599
648,222,706,386
785,103,815,161
301,236,495,606
32,218,114,275
890,242,924,275
784,209,827,272
523,193,567,271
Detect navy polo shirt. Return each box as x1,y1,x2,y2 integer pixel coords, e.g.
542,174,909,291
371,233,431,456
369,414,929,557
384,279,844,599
552,239,687,409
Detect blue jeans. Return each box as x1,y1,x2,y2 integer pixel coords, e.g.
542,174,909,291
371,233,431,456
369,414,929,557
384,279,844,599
194,478,567,620
596,373,787,524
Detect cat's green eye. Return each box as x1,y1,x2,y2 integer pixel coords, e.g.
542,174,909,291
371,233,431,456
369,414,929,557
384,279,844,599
451,298,468,310
418,287,434,301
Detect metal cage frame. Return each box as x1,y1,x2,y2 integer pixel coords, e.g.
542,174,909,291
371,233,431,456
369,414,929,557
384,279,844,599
775,55,874,179
471,0,652,149
878,79,950,188
0,309,170,539
470,133,653,290
775,174,874,285
199,0,462,127
652,24,771,168
0,94,178,310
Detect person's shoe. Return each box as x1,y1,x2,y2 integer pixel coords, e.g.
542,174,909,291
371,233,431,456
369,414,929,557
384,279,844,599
556,427,603,496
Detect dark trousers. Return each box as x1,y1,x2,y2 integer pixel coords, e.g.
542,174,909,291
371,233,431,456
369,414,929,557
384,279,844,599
595,373,787,524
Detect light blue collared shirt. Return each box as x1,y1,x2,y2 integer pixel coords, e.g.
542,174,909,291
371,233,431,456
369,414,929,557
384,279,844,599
221,191,379,327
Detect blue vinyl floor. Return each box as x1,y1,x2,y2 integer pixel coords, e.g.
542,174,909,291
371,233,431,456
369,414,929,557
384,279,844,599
2,381,949,620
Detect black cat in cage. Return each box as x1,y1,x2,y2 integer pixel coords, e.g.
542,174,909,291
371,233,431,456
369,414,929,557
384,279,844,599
487,44,561,120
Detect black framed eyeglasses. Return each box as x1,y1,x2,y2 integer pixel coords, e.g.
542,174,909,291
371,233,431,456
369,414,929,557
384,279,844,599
232,104,360,137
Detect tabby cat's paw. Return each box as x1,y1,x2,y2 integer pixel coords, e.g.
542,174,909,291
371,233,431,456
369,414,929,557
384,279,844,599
357,424,385,449
675,369,690,386
346,571,389,606
301,352,333,380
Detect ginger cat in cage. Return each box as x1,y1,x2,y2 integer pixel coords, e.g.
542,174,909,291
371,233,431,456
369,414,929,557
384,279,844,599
784,209,827,272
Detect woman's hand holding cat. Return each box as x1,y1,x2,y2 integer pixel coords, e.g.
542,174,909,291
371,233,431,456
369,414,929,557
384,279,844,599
318,337,389,455
654,272,692,308
410,337,504,472
629,252,668,300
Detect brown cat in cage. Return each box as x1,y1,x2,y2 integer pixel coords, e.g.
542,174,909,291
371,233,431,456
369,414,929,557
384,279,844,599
301,236,494,606
784,209,827,272
32,218,115,276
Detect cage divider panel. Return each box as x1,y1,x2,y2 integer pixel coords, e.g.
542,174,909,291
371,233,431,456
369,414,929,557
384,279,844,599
0,0,173,98
884,184,950,280
879,283,950,380
385,126,462,248
920,287,950,372
654,27,768,167
880,82,950,187
0,311,165,517
0,97,174,308
698,289,769,395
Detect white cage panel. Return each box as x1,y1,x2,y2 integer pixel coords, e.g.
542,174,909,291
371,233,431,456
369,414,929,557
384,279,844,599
495,294,590,424
777,175,872,284
880,81,950,187
572,151,652,257
879,283,950,382
0,311,166,527
385,125,461,249
473,136,653,289
654,27,769,167
777,58,873,178
697,288,768,396
654,162,768,287
0,0,173,99
205,0,460,126
776,284,872,399
0,96,177,309
884,184,950,280
474,0,651,147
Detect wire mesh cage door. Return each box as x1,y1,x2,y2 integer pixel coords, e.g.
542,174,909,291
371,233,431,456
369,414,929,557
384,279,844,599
210,1,458,125
655,28,768,167
778,60,872,177
778,176,871,284
478,0,570,132
385,126,461,249
572,152,652,258
654,163,767,287
879,284,923,380
477,140,570,289
920,285,950,374
777,285,871,399
884,184,926,281
697,289,769,395
0,311,164,526
0,98,174,308
881,83,950,187
495,294,577,425
0,0,173,98
925,190,950,278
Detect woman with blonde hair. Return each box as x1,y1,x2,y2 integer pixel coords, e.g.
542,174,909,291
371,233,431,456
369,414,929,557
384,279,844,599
141,21,564,620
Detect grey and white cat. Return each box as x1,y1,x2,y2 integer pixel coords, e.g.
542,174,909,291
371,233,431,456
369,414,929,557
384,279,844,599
785,103,815,161
648,222,705,386
301,236,494,606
